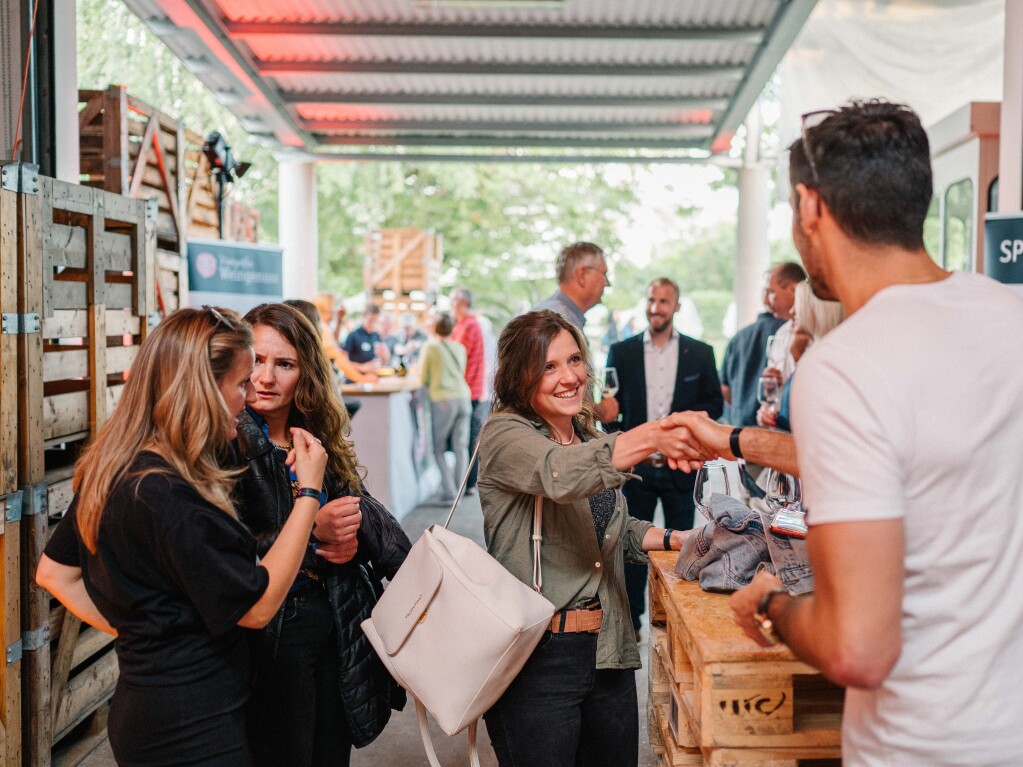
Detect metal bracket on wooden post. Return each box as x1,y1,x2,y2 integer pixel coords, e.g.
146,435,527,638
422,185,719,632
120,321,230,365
0,162,40,194
147,312,161,329
21,626,48,653
4,491,22,524
1,312,41,334
22,482,46,516
6,639,22,665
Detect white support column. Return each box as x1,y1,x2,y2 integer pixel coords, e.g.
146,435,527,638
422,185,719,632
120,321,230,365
278,159,318,299
735,103,770,329
999,0,1022,213
53,0,79,181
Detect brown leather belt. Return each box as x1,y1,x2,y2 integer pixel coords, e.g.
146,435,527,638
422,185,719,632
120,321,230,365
549,607,603,634
639,455,667,468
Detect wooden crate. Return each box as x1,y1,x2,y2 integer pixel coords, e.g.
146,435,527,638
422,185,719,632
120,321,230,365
364,228,443,309
78,86,260,314
2,163,154,767
648,552,843,759
1,162,39,767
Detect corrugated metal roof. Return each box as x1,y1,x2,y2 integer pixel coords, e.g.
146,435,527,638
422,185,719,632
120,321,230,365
120,0,818,156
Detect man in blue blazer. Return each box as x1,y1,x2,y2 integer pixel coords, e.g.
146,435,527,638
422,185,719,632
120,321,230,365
606,277,724,635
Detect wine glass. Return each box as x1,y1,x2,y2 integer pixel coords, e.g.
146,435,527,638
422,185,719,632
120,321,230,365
759,468,812,594
694,461,731,520
756,373,780,406
600,367,619,399
763,468,801,512
761,468,806,537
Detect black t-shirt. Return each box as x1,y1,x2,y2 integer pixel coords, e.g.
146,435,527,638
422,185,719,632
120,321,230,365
343,326,381,364
45,453,269,687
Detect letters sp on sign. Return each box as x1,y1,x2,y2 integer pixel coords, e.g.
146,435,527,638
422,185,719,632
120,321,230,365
984,213,1023,286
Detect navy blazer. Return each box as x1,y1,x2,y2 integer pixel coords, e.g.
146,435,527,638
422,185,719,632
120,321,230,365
605,331,724,483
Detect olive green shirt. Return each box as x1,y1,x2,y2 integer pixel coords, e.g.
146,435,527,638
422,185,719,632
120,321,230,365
420,339,471,401
478,412,654,670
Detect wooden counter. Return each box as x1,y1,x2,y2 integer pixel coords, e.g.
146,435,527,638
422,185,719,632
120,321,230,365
339,376,439,519
646,551,843,767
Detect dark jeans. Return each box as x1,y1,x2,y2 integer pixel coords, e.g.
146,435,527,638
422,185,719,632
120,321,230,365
466,398,488,489
623,465,696,630
249,586,352,767
483,632,638,767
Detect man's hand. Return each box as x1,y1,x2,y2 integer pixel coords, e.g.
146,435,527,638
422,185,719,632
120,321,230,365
313,496,362,544
594,396,619,424
756,403,778,428
662,412,733,464
730,570,785,646
653,412,715,472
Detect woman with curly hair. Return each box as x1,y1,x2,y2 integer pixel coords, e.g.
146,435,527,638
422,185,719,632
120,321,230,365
235,303,410,767
36,307,327,766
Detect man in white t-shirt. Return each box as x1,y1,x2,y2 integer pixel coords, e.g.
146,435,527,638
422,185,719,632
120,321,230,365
675,100,1023,766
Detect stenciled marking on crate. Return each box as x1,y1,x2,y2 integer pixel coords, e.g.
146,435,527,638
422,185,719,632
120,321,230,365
717,692,787,717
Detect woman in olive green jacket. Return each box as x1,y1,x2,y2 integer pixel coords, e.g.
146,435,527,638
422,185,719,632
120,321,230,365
478,309,704,767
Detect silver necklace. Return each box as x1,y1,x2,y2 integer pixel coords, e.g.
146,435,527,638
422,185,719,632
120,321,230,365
549,428,575,446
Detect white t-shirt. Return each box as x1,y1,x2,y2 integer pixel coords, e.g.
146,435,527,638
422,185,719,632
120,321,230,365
792,272,1023,767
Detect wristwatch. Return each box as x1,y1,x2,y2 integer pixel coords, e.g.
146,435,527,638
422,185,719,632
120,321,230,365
753,588,787,646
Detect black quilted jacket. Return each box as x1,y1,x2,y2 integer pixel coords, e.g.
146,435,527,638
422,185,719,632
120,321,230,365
233,409,410,747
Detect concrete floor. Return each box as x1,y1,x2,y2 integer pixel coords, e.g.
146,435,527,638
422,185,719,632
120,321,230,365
75,491,661,767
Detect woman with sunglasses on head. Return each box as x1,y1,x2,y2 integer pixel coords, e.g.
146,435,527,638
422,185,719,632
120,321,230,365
36,307,327,767
478,309,709,767
235,303,410,767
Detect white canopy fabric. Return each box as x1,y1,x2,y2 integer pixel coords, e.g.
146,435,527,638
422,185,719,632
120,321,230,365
778,0,1004,144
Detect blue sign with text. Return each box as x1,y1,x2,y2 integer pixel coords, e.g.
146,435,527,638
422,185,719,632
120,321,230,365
187,238,284,314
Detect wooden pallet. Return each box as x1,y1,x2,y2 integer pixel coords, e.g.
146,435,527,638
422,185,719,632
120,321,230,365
648,552,843,761
2,163,154,767
78,86,261,314
364,228,443,318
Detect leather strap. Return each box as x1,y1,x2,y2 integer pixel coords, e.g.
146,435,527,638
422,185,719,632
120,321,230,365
729,427,744,459
549,607,602,634
532,495,543,593
416,698,482,767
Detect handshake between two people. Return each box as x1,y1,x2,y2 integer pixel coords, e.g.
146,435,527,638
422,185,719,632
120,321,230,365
653,412,799,479
648,412,741,473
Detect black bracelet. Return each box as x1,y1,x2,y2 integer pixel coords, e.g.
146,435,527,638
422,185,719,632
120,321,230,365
663,528,675,551
729,427,744,459
297,487,321,500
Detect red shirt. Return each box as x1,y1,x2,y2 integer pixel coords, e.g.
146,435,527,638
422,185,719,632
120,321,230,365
451,314,484,400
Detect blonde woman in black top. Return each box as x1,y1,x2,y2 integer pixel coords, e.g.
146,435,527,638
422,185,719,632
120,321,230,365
36,307,326,767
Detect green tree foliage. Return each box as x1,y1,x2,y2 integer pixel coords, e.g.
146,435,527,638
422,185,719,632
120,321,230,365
317,162,640,323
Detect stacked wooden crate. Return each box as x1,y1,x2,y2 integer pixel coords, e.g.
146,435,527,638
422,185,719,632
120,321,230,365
647,552,843,767
0,162,30,767
0,162,154,766
363,228,442,317
78,85,259,314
